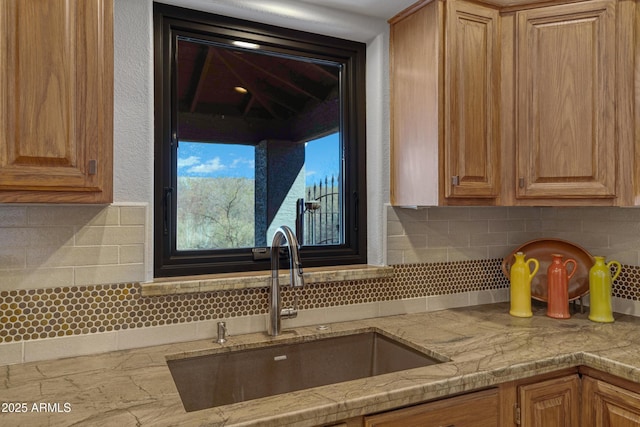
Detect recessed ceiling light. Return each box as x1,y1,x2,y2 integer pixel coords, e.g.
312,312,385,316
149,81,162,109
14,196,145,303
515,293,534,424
232,41,260,50
234,86,248,94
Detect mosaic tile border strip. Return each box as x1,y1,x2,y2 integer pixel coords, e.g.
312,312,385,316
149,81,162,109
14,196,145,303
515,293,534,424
0,259,637,343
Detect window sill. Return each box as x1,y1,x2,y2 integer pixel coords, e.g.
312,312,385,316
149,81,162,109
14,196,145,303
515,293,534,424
141,265,393,297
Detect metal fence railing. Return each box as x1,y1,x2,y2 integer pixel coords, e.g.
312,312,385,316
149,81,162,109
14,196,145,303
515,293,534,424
302,175,341,245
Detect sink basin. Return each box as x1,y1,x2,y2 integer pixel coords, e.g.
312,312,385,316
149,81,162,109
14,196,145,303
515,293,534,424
167,331,445,412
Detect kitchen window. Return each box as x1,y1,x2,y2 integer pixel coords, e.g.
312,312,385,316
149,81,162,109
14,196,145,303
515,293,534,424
153,3,367,277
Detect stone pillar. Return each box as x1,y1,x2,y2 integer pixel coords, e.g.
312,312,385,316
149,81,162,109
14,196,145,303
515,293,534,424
255,140,305,246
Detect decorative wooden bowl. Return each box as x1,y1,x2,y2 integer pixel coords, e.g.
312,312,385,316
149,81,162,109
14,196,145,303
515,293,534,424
502,238,595,302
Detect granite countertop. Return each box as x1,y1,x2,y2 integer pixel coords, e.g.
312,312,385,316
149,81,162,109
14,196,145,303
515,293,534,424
2,302,640,426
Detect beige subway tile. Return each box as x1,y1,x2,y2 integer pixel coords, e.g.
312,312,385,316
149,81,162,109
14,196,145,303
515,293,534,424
488,245,516,260
508,232,543,245
0,206,27,226
387,234,427,251
508,207,541,219
281,308,329,329
403,248,448,264
489,219,525,233
428,232,469,248
116,323,197,350
74,264,145,286
401,220,430,235
448,246,489,261
386,220,405,237
120,206,147,225
423,220,450,234
28,227,75,247
27,205,118,226
426,293,471,311
386,250,404,265
1,227,75,248
449,220,489,234
388,206,428,222
320,302,379,323
540,219,583,232
0,342,23,365
470,232,508,247
597,250,638,266
379,297,427,316
554,232,608,251
469,289,509,306
524,219,542,232
469,207,509,220
0,248,26,269
612,297,640,317
428,207,470,221
197,315,268,338
119,245,145,264
75,226,145,246
0,268,74,291
27,246,119,267
583,219,640,236
24,332,118,363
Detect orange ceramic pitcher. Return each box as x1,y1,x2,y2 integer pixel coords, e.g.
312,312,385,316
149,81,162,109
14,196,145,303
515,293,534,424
546,253,577,319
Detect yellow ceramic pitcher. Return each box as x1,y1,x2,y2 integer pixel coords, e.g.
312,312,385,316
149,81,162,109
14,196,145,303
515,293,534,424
509,252,539,317
588,256,621,323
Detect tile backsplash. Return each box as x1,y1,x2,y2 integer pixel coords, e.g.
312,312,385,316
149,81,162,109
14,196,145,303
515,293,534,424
1,259,639,347
1,203,640,363
0,259,509,344
387,206,640,266
0,204,146,291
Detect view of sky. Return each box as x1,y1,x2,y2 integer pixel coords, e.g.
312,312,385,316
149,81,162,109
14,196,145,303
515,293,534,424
177,133,340,186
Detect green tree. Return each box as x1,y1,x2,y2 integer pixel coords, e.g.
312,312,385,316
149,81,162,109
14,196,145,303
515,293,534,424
177,177,255,250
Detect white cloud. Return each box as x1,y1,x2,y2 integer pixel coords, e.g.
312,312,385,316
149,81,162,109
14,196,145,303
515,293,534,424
230,158,255,169
188,157,225,174
178,156,200,168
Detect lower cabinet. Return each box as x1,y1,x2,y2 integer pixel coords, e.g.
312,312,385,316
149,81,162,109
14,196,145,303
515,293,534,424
323,368,640,427
516,374,581,426
363,388,499,427
582,376,640,426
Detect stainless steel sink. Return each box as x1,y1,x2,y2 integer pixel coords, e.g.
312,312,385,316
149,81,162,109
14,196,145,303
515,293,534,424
167,331,445,412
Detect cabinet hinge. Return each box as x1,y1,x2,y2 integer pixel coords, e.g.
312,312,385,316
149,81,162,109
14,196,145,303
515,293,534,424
515,405,521,425
88,160,97,176
518,177,525,189
451,176,460,186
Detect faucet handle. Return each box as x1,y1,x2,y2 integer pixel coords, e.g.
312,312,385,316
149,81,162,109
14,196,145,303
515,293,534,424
216,321,227,344
280,295,299,319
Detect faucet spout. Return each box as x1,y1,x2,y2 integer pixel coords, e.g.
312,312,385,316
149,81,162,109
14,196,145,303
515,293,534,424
269,225,304,336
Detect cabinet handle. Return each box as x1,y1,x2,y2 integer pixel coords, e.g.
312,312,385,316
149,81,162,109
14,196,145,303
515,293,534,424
519,177,525,188
451,176,459,186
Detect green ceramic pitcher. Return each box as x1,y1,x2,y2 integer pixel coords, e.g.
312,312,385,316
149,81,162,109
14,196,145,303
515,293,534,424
589,256,621,323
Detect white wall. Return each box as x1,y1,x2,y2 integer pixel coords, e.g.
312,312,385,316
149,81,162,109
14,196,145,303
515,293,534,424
112,0,391,281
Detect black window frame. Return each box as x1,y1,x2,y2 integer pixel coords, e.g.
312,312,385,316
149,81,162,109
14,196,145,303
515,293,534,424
153,3,367,278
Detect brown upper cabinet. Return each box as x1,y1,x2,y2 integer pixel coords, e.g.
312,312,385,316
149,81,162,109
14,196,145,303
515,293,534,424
390,0,637,206
0,0,114,203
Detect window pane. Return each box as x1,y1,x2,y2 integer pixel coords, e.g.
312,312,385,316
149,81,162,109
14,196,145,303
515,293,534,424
154,3,367,276
177,142,255,250
303,133,342,246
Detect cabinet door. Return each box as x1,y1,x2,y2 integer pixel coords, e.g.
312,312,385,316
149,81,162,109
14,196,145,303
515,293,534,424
364,388,499,427
444,1,500,200
518,374,580,427
0,0,113,203
515,0,616,200
583,376,640,427
390,0,441,206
